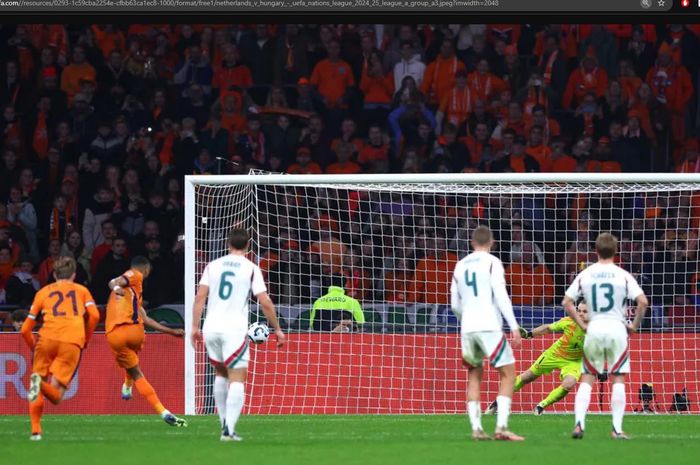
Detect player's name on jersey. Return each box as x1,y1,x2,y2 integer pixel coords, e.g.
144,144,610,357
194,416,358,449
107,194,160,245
591,272,615,279
222,261,242,268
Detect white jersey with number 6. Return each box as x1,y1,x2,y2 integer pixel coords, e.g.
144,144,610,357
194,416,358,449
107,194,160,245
199,254,267,336
564,263,644,323
451,251,519,334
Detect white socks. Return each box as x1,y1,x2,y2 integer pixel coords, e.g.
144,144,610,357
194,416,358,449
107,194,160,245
214,376,228,428
467,401,482,431
574,382,593,429
496,396,511,429
225,382,245,436
611,383,626,433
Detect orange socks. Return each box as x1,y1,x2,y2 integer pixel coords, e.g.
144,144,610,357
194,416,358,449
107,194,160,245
41,382,62,405
29,394,44,434
134,377,166,415
124,373,134,388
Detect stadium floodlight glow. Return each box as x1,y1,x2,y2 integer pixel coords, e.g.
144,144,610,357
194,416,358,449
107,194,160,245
184,172,700,416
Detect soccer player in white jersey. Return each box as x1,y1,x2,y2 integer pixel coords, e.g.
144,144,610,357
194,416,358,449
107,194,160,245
562,233,648,440
191,228,286,442
451,226,524,441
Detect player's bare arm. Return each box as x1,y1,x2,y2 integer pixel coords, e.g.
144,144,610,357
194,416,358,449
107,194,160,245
257,291,286,348
627,294,649,333
562,296,586,331
139,307,185,337
108,275,129,296
191,284,209,347
84,303,100,346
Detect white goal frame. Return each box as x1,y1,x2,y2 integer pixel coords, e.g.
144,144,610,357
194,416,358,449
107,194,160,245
184,172,700,415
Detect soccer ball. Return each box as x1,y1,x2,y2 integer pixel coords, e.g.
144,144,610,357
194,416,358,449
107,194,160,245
247,322,270,344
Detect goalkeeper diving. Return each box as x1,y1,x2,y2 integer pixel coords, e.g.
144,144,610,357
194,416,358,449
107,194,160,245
486,301,589,415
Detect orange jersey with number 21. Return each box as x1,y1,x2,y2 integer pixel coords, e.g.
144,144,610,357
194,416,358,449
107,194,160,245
106,269,144,333
28,281,96,348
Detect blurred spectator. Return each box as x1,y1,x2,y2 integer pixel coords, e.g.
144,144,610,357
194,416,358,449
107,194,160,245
90,218,118,275
421,38,465,106
4,257,39,307
91,236,129,303
9,309,28,331
6,185,39,263
61,230,91,280
37,238,62,286
287,146,322,174
393,40,426,91
506,242,555,306
326,142,361,175
142,235,176,306
60,45,96,102
409,236,458,304
310,39,355,110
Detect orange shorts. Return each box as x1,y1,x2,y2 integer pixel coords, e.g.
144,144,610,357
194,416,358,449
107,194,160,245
33,338,82,387
106,324,145,369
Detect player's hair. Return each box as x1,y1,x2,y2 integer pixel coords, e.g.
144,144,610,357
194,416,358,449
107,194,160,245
228,228,250,250
472,225,493,246
53,256,76,279
131,255,151,270
595,232,618,259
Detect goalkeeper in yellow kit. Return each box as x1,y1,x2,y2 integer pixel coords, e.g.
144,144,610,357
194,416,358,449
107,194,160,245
486,301,589,415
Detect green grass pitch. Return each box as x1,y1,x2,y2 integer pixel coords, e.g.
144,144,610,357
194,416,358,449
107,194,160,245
2,414,699,465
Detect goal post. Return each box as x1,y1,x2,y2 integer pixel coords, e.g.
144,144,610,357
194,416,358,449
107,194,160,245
185,172,700,415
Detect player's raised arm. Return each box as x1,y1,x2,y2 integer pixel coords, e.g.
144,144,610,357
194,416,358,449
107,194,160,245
190,283,209,347
490,260,521,348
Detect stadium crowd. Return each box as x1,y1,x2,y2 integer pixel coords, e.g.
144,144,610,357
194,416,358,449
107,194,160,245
1,24,699,327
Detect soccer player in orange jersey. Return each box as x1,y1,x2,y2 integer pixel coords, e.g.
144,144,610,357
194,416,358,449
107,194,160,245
106,256,187,427
21,257,100,441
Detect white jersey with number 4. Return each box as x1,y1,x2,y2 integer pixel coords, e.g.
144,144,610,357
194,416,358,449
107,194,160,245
451,251,519,334
200,254,267,336
565,262,643,323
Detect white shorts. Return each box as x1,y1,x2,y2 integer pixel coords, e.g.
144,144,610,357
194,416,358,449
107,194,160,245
582,320,629,375
461,331,515,369
204,332,249,370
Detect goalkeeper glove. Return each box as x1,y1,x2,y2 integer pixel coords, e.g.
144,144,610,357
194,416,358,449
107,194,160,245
518,327,533,339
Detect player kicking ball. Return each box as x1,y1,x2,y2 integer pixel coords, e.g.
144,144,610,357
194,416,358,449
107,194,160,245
563,233,648,440
191,228,286,442
451,226,524,441
106,256,187,427
21,257,100,440
485,301,589,416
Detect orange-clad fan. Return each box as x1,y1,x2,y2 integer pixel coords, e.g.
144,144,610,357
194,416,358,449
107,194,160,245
408,237,459,305
212,44,253,91
310,39,355,109
60,46,96,102
547,138,579,173
326,142,362,175
20,257,100,440
287,146,322,174
467,59,507,104
360,51,395,106
437,70,473,132
562,50,608,110
646,42,694,144
505,243,555,306
420,38,466,106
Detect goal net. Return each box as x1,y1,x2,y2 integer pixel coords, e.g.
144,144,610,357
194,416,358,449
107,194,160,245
185,173,700,415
